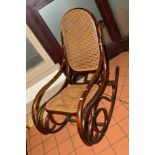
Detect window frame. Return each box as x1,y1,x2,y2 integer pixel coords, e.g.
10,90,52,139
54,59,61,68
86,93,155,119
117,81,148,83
26,25,57,88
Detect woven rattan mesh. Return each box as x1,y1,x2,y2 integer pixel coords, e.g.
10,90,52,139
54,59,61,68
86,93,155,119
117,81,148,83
45,84,98,114
61,9,100,72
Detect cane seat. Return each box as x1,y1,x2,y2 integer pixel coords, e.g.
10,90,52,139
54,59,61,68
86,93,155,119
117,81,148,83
46,84,98,115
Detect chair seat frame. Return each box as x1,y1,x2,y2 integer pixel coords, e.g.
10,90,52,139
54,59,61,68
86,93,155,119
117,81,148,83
31,10,119,146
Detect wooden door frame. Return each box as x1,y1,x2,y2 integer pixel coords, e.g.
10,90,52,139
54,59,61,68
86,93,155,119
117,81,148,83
95,0,129,59
26,0,129,63
26,0,64,64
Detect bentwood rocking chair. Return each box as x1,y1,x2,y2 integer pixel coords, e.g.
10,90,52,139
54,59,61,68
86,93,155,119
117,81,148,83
32,8,119,146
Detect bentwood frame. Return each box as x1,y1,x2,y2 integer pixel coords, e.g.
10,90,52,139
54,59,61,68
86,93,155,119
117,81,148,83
31,8,119,146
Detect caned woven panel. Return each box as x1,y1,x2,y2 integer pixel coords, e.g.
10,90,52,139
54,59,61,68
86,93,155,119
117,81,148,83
45,84,98,114
61,9,100,71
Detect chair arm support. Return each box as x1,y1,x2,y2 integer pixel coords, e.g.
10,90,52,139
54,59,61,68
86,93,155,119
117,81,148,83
32,59,66,126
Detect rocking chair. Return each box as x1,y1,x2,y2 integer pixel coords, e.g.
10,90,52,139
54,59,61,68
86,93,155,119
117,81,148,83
32,8,119,146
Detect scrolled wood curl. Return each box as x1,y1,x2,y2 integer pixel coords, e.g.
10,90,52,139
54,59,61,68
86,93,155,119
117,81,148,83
77,101,109,146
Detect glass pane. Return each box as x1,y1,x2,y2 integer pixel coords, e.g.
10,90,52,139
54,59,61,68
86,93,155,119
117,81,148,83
108,0,129,36
39,0,111,45
26,38,44,71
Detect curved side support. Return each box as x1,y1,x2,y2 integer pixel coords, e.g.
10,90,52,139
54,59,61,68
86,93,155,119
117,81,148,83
32,59,69,134
76,21,119,146
77,66,119,146
76,51,108,145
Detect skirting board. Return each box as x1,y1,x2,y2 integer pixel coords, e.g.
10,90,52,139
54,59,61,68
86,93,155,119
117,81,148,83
106,36,129,60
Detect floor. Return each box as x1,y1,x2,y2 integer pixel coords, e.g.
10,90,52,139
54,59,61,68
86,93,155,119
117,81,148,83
26,52,129,155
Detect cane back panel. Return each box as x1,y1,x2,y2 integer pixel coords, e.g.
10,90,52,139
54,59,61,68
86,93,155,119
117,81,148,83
61,9,100,72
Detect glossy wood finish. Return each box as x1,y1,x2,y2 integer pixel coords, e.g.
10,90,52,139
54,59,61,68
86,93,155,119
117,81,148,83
31,10,120,146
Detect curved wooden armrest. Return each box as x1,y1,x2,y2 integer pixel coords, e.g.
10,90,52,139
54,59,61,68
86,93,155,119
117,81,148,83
32,59,66,125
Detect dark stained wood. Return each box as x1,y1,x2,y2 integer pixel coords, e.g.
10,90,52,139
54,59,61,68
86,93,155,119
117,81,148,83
106,41,120,59
27,0,53,10
31,11,120,146
95,0,121,41
26,0,64,64
106,36,129,60
118,36,129,52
